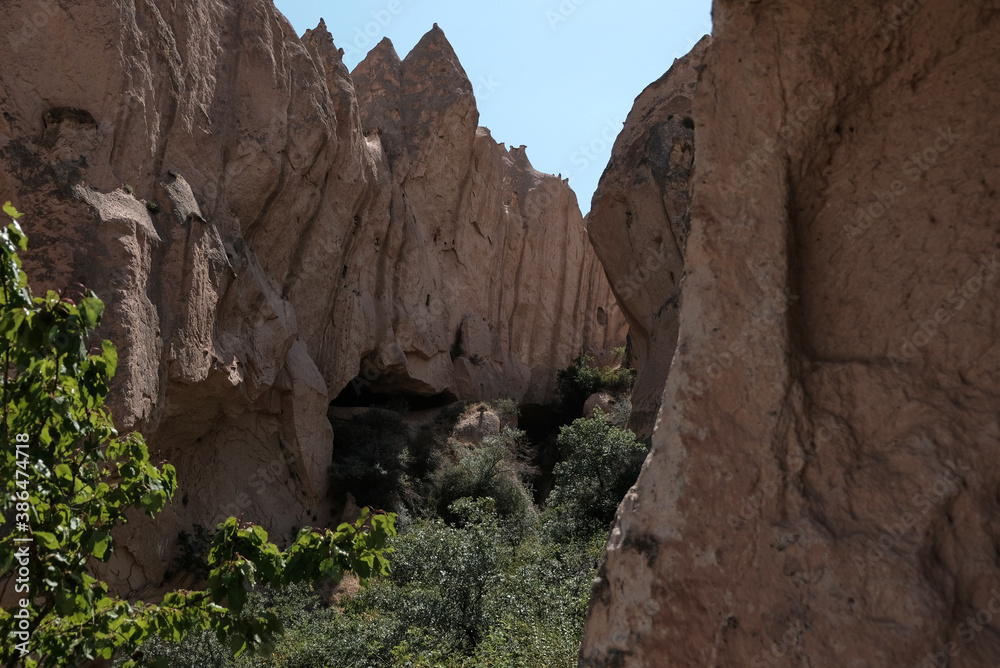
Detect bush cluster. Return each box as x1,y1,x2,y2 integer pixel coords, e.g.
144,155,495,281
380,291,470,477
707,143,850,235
128,501,602,668
554,354,635,414
545,413,649,539
135,399,647,667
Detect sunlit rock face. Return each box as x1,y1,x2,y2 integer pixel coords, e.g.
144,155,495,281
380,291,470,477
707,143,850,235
0,1,622,595
581,2,1000,666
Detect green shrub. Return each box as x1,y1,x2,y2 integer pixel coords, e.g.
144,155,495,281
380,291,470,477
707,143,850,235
554,355,634,413
609,397,632,427
429,428,536,530
123,499,604,668
120,630,235,668
489,398,519,425
352,499,600,667
545,414,648,538
373,499,511,650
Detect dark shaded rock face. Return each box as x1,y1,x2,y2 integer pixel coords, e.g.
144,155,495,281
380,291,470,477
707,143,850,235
582,2,1000,666
0,2,623,595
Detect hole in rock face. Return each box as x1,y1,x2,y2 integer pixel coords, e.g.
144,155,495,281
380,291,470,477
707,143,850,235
330,381,457,411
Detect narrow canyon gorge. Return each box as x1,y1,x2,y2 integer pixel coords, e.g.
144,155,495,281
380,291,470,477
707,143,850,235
2,0,999,666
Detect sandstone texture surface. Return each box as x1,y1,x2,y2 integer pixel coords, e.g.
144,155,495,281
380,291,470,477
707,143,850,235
0,1,622,595
588,36,707,439
582,1,1000,666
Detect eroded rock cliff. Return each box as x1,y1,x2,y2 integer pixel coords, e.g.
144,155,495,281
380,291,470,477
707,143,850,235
587,36,707,439
0,1,622,594
583,1,1000,666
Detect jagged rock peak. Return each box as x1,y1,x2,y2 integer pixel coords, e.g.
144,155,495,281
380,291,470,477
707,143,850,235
303,19,346,62
507,144,535,171
403,24,471,88
0,0,624,598
357,36,402,69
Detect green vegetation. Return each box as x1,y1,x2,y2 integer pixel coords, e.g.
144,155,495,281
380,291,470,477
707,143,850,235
0,206,394,667
488,398,519,425
545,413,648,539
611,345,629,367
554,354,634,414
134,400,644,665
0,203,645,666
430,427,536,531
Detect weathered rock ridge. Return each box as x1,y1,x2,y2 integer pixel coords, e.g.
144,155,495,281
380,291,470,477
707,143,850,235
0,1,622,594
588,36,707,439
583,1,1000,666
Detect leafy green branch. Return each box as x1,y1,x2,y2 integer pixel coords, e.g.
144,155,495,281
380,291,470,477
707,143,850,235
0,204,395,667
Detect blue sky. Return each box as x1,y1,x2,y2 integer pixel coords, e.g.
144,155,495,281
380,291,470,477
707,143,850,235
273,0,713,213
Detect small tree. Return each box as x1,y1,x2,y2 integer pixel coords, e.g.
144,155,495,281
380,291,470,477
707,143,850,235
545,413,647,537
0,204,395,667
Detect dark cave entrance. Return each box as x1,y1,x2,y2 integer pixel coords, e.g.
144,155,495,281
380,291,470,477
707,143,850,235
329,379,458,412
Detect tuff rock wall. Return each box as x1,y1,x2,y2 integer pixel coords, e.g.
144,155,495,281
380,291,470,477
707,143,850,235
0,0,623,594
582,1,1000,666
588,36,708,439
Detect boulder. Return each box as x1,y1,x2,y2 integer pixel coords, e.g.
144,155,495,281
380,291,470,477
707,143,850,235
583,392,619,419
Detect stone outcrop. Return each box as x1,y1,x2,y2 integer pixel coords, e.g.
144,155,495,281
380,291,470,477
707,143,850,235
582,1,1000,666
583,392,619,419
0,1,622,595
344,26,625,406
587,36,708,439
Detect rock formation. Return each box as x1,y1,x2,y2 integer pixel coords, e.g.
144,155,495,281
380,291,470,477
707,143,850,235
582,1,1000,666
587,36,707,439
0,1,622,595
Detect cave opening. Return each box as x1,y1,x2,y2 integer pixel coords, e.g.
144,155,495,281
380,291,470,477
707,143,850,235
329,379,458,411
